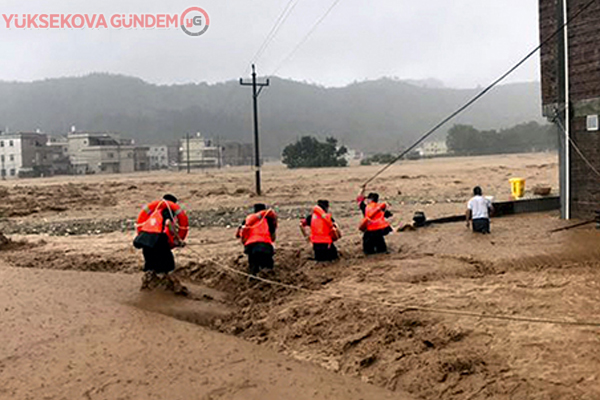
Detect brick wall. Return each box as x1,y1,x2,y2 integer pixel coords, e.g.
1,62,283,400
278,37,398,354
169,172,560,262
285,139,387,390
539,0,559,107
539,0,600,218
570,117,600,218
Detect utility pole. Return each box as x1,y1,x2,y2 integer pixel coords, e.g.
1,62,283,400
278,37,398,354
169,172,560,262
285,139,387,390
240,64,270,196
186,133,191,174
216,135,222,169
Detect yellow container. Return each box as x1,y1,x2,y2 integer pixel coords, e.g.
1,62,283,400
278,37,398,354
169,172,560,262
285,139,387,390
509,178,525,199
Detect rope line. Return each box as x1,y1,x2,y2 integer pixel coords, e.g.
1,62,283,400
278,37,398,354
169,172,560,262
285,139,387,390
361,0,600,187
185,246,600,328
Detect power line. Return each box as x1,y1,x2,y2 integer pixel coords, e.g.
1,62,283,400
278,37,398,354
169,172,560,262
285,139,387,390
553,108,600,179
214,1,302,125
268,0,344,78
216,0,343,126
246,0,302,73
361,0,600,188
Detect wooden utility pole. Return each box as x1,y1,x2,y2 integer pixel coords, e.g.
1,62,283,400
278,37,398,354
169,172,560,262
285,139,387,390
240,64,270,196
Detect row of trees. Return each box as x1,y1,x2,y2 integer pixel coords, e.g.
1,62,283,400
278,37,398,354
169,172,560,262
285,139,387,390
281,121,558,169
446,121,558,156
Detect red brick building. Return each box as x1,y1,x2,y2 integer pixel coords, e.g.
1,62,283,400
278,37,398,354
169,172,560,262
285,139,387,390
539,0,600,219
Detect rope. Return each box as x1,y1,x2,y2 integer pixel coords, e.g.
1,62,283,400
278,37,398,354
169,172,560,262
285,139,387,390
185,246,600,328
361,0,600,188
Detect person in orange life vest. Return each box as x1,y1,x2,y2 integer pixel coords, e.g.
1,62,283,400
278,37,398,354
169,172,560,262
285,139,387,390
236,203,278,275
300,199,342,261
133,194,188,295
357,187,393,255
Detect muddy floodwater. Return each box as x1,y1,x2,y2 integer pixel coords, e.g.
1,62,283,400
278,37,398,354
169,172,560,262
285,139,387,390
2,153,600,400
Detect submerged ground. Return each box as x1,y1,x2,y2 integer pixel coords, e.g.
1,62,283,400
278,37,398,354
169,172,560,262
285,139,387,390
2,152,600,400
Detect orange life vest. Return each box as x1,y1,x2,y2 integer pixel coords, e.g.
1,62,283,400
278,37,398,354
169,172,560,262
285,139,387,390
359,202,390,232
136,200,189,248
239,209,277,246
310,206,340,244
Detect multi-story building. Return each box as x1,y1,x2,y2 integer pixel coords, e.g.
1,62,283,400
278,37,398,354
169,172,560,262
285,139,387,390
178,133,221,170
221,142,253,166
46,135,71,175
67,131,134,175
148,145,169,170
167,144,180,168
134,146,150,171
0,132,51,179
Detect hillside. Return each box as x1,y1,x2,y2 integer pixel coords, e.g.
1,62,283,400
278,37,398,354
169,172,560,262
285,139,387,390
0,74,544,156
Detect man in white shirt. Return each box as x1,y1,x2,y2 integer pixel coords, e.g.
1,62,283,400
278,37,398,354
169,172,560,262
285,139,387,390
466,186,493,234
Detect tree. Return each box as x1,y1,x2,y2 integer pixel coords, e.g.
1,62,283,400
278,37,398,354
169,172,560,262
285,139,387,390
282,136,348,168
446,122,557,156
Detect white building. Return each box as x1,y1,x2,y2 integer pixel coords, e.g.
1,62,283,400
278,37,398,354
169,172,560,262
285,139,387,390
148,145,169,170
0,132,50,179
417,140,448,157
67,131,134,175
179,133,220,169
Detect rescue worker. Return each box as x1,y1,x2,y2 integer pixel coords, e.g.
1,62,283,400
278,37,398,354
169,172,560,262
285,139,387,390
357,187,393,254
466,186,494,234
134,194,189,295
236,203,278,275
300,199,342,261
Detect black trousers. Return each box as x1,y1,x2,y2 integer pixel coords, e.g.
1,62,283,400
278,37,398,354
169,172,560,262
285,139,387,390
313,243,339,262
362,229,389,255
245,242,274,275
472,218,490,234
137,233,175,274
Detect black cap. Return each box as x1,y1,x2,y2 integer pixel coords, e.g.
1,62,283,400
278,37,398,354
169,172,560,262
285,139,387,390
254,203,266,212
317,199,329,211
163,194,178,203
367,192,379,202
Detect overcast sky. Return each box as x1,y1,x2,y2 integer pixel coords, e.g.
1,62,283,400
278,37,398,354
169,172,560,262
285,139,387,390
0,0,540,88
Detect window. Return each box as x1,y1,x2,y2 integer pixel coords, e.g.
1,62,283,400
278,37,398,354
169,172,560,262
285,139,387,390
587,115,599,132
9,169,15,176
9,155,14,162
0,141,3,147
9,140,13,147
0,155,3,162
0,169,4,177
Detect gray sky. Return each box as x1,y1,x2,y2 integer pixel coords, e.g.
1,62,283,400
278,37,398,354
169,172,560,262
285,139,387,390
0,0,540,88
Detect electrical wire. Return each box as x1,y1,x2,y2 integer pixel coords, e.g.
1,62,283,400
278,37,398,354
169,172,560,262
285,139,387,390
361,0,600,188
553,108,600,179
246,0,302,73
267,0,344,78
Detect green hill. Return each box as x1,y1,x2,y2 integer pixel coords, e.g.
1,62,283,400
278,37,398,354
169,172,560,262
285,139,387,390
0,73,544,157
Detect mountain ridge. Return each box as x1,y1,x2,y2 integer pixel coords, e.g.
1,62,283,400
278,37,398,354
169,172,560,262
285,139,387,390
0,73,544,156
